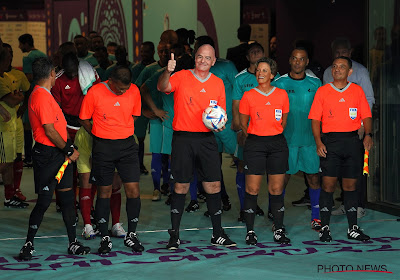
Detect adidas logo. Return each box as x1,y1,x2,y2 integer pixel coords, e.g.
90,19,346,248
43,186,49,191
200,88,206,93
244,165,248,170
171,209,179,214
313,204,320,209
30,225,38,229
81,196,90,201
114,101,121,106
65,85,71,89
170,174,174,179
91,176,96,182
347,207,357,212
278,206,285,212
69,244,80,254
320,207,330,212
151,168,156,173
130,218,139,223
214,210,222,215
244,209,255,214
214,236,226,245
339,98,345,102
265,102,271,105
98,218,107,224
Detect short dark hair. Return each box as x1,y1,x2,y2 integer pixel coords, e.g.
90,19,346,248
2,43,11,49
333,56,352,68
89,31,97,35
331,37,351,51
110,65,132,85
58,41,76,57
74,35,86,41
18,34,34,46
92,35,104,41
255,57,278,76
292,46,309,58
142,41,155,52
32,57,53,83
247,42,264,55
107,42,118,48
237,24,251,42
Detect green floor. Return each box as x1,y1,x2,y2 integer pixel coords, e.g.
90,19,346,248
1,152,400,280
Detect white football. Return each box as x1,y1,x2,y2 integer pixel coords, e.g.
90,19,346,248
202,105,228,130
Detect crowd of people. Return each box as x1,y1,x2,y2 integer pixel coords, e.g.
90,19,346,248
0,24,374,260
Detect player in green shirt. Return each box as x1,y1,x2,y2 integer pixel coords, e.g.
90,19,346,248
272,47,322,231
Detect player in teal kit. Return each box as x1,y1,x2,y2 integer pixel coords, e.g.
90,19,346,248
136,41,171,201
232,42,265,221
273,47,322,231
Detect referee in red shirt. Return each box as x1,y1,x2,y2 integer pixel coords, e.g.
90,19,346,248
19,57,90,260
158,44,236,249
79,65,144,253
309,56,373,242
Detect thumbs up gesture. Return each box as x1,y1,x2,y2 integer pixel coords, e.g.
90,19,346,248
167,53,176,73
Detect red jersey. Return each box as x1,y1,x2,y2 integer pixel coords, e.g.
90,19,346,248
308,82,372,133
28,85,68,146
239,87,289,136
51,72,100,116
168,69,226,132
79,82,141,139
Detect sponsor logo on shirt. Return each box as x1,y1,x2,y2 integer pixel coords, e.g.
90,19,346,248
339,98,346,102
200,88,206,93
349,108,357,120
275,109,282,121
65,85,71,89
265,101,271,105
114,101,121,106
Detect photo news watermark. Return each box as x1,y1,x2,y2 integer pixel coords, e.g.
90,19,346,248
317,264,393,274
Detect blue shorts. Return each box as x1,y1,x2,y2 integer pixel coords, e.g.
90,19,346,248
161,125,173,155
287,145,320,175
214,124,236,154
149,120,163,153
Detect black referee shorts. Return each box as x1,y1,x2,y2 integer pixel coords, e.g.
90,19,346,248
90,135,140,186
171,131,221,183
244,134,289,175
320,131,362,179
32,143,73,195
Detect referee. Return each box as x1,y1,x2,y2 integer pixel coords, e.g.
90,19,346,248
239,57,290,245
79,65,144,253
157,44,236,249
309,56,373,242
19,57,90,260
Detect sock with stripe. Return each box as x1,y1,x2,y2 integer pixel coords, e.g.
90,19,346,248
151,153,162,191
110,189,121,225
126,197,141,233
319,189,334,227
270,194,285,229
236,170,245,210
58,190,77,243
206,192,222,236
309,187,321,221
95,197,110,237
344,190,358,228
244,192,257,232
171,192,186,231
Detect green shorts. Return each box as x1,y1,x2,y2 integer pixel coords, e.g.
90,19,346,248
234,144,244,161
149,120,163,153
161,125,173,155
214,124,236,154
134,115,149,138
287,145,320,175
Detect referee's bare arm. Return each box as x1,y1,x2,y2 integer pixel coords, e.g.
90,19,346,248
157,53,176,93
362,117,373,151
43,123,79,161
311,119,327,158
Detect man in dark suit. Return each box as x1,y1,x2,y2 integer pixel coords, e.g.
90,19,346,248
226,24,251,72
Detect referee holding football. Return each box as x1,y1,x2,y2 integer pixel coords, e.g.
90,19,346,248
79,65,144,253
157,44,236,249
308,56,373,242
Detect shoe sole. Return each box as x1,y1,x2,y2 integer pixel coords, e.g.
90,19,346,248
19,256,33,261
211,243,237,247
274,240,291,244
167,246,179,250
292,203,311,207
246,241,257,245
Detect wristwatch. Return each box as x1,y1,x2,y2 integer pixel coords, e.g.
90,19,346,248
366,132,373,138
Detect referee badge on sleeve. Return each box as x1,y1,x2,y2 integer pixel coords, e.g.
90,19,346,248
275,109,282,121
349,108,357,120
